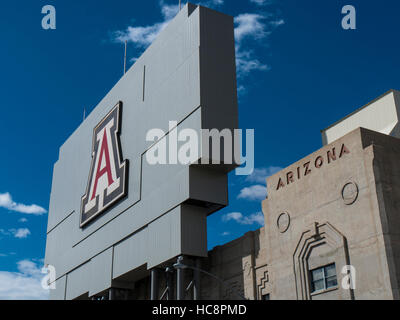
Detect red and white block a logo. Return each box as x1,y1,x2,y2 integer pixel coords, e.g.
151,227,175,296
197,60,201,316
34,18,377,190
80,102,128,227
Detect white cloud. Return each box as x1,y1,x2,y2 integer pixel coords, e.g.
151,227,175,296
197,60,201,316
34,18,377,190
250,0,271,6
250,0,265,4
245,166,282,184
0,192,46,215
223,211,242,221
270,19,284,27
236,51,269,76
222,211,264,226
0,228,31,239
0,260,49,300
112,1,223,61
11,228,31,239
234,13,269,78
111,1,283,92
112,2,175,46
161,2,180,21
237,84,247,95
221,231,230,236
113,21,168,48
211,0,224,5
235,13,268,43
17,260,41,276
13,204,46,215
237,184,267,201
234,11,284,82
18,218,28,223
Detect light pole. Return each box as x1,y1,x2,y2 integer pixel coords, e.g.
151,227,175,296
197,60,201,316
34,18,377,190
173,256,246,300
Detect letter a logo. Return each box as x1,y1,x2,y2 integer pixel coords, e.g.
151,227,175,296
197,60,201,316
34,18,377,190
81,102,128,227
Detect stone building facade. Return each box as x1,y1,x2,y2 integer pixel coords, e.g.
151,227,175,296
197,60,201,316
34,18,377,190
262,127,400,300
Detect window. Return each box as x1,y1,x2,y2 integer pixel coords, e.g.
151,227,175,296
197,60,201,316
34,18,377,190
261,294,270,300
310,263,338,293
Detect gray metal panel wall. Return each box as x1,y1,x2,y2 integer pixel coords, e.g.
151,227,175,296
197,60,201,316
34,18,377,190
112,228,148,280
89,247,113,297
49,275,66,300
45,3,237,299
65,262,89,300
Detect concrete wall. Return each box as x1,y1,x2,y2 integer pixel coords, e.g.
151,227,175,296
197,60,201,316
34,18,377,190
263,128,400,300
321,90,400,145
45,3,238,300
200,228,268,300
363,130,400,299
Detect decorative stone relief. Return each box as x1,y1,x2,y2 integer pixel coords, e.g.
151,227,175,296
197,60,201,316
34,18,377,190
292,221,352,300
277,212,291,233
256,266,269,299
342,182,359,205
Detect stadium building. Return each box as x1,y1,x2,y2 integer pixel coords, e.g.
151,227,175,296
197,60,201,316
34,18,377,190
44,3,400,300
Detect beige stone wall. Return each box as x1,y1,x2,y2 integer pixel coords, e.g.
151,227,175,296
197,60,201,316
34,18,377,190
199,228,268,300
364,130,400,299
262,127,400,300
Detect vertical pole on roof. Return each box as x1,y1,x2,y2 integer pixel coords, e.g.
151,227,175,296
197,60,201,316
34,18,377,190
124,40,127,75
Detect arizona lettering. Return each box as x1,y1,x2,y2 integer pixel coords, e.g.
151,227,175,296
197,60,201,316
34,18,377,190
276,143,350,191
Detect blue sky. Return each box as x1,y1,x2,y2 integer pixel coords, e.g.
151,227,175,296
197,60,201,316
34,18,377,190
1,0,400,299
